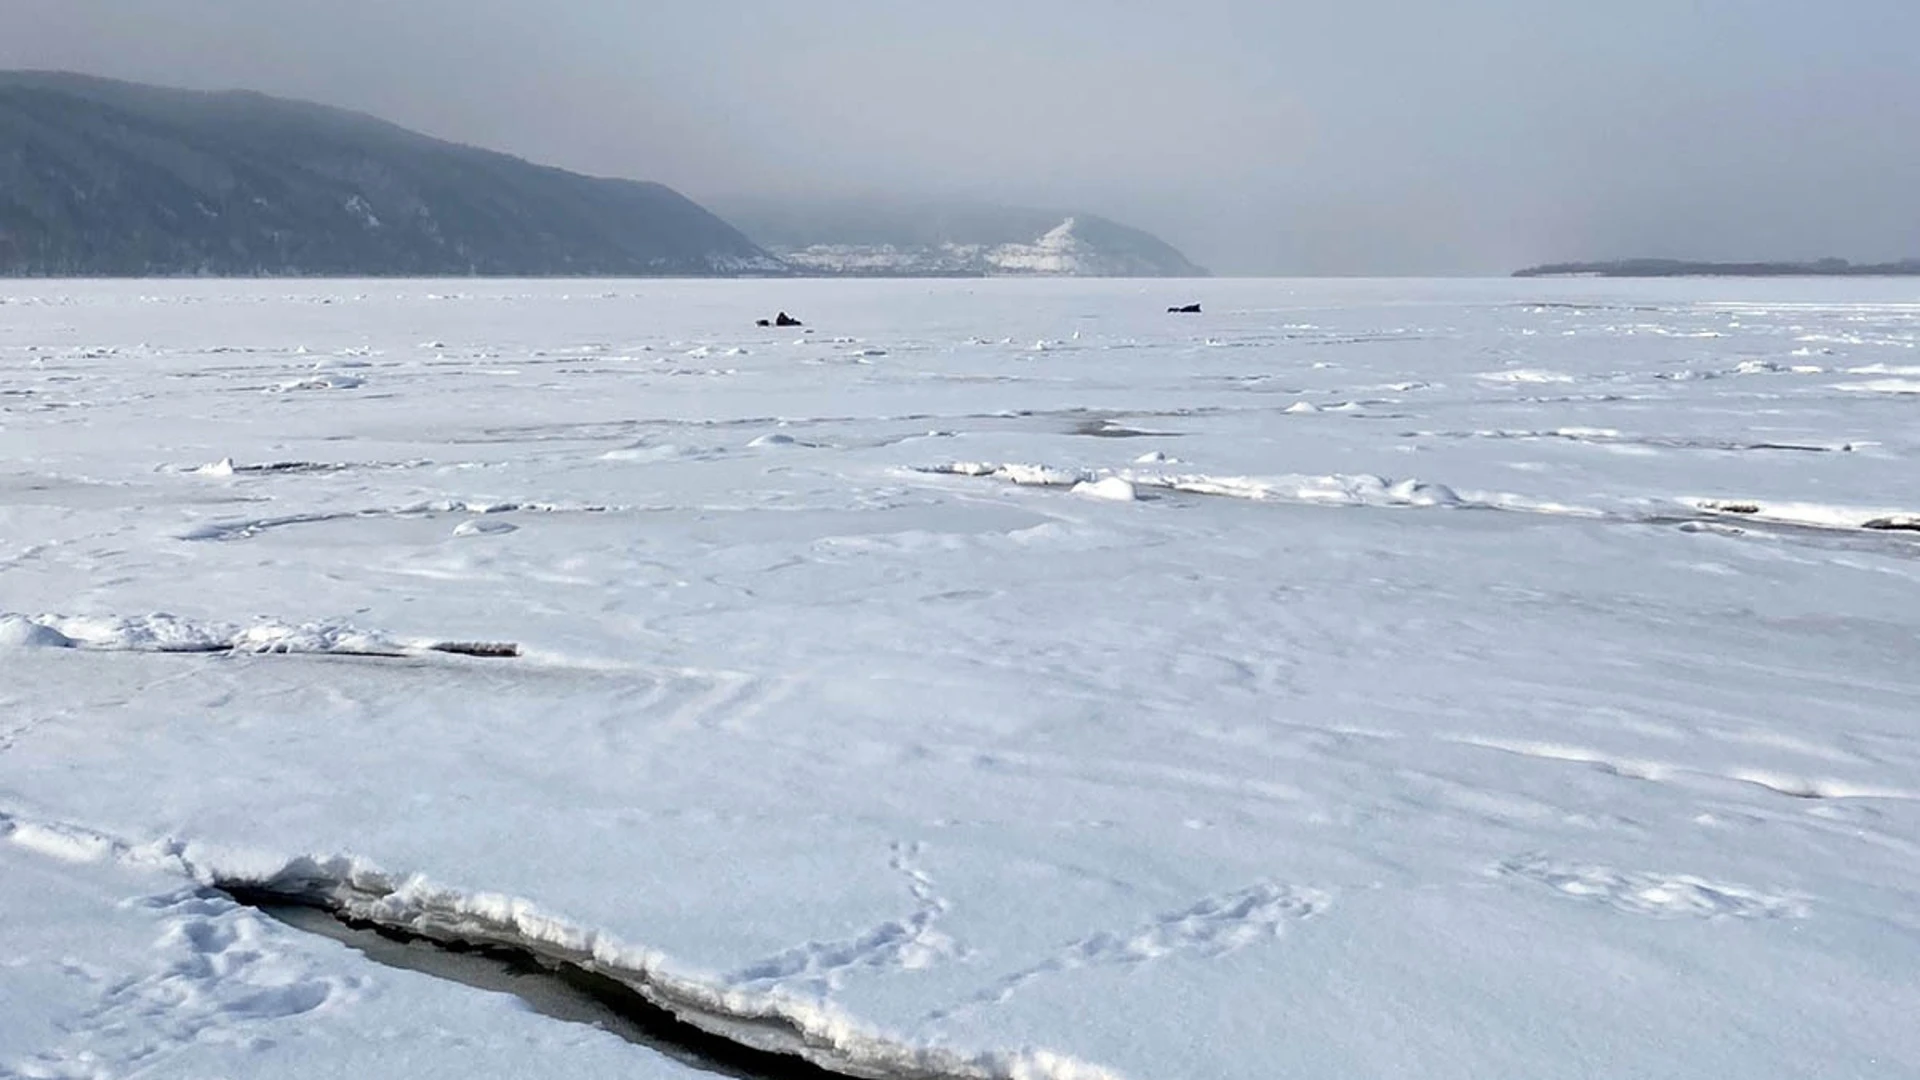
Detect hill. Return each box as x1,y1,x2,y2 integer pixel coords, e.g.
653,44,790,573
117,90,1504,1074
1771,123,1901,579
0,71,782,277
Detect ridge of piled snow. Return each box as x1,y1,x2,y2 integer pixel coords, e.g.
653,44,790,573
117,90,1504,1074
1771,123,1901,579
1692,498,1920,533
1,810,1122,1080
0,613,523,658
1071,477,1138,502
918,461,1920,542
916,462,1471,511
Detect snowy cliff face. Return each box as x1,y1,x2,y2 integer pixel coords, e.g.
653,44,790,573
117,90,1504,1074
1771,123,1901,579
979,217,1189,277
720,200,1209,278
980,218,1092,275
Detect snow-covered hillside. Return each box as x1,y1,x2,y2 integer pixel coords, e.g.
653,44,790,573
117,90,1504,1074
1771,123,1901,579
778,217,1201,278
718,199,1209,277
3,278,1918,1079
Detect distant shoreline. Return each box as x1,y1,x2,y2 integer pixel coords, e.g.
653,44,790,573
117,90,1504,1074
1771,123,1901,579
1514,258,1920,278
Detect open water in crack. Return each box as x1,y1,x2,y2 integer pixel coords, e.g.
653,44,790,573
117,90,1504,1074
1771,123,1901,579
227,889,843,1080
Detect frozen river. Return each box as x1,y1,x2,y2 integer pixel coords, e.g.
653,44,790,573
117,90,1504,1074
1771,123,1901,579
3,277,1918,1079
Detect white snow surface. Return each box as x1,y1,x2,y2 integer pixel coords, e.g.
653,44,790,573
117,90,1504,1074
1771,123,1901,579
3,277,1920,1079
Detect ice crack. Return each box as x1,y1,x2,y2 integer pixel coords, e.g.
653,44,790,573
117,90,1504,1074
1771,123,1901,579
1,813,1122,1080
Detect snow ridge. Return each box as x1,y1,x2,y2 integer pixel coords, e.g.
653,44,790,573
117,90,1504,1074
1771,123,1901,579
0,812,1121,1080
914,461,1474,511
915,462,1920,543
0,612,519,659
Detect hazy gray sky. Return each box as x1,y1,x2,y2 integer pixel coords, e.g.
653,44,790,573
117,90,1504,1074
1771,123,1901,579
6,0,1918,273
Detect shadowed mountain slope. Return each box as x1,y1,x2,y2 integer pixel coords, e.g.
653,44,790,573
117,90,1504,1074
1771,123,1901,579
0,71,781,277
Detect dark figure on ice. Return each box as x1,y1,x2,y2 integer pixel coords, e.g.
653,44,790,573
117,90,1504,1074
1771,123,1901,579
775,311,803,327
1168,303,1202,314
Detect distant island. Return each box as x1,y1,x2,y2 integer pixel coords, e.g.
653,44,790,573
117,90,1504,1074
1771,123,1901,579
1515,258,1920,278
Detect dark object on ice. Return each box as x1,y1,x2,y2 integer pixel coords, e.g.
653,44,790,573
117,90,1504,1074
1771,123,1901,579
1863,516,1920,533
426,641,523,658
1168,303,1202,314
775,311,803,327
1072,419,1185,439
755,318,771,326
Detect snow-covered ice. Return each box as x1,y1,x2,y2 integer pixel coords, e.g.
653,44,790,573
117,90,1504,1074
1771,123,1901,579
3,277,1920,1079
